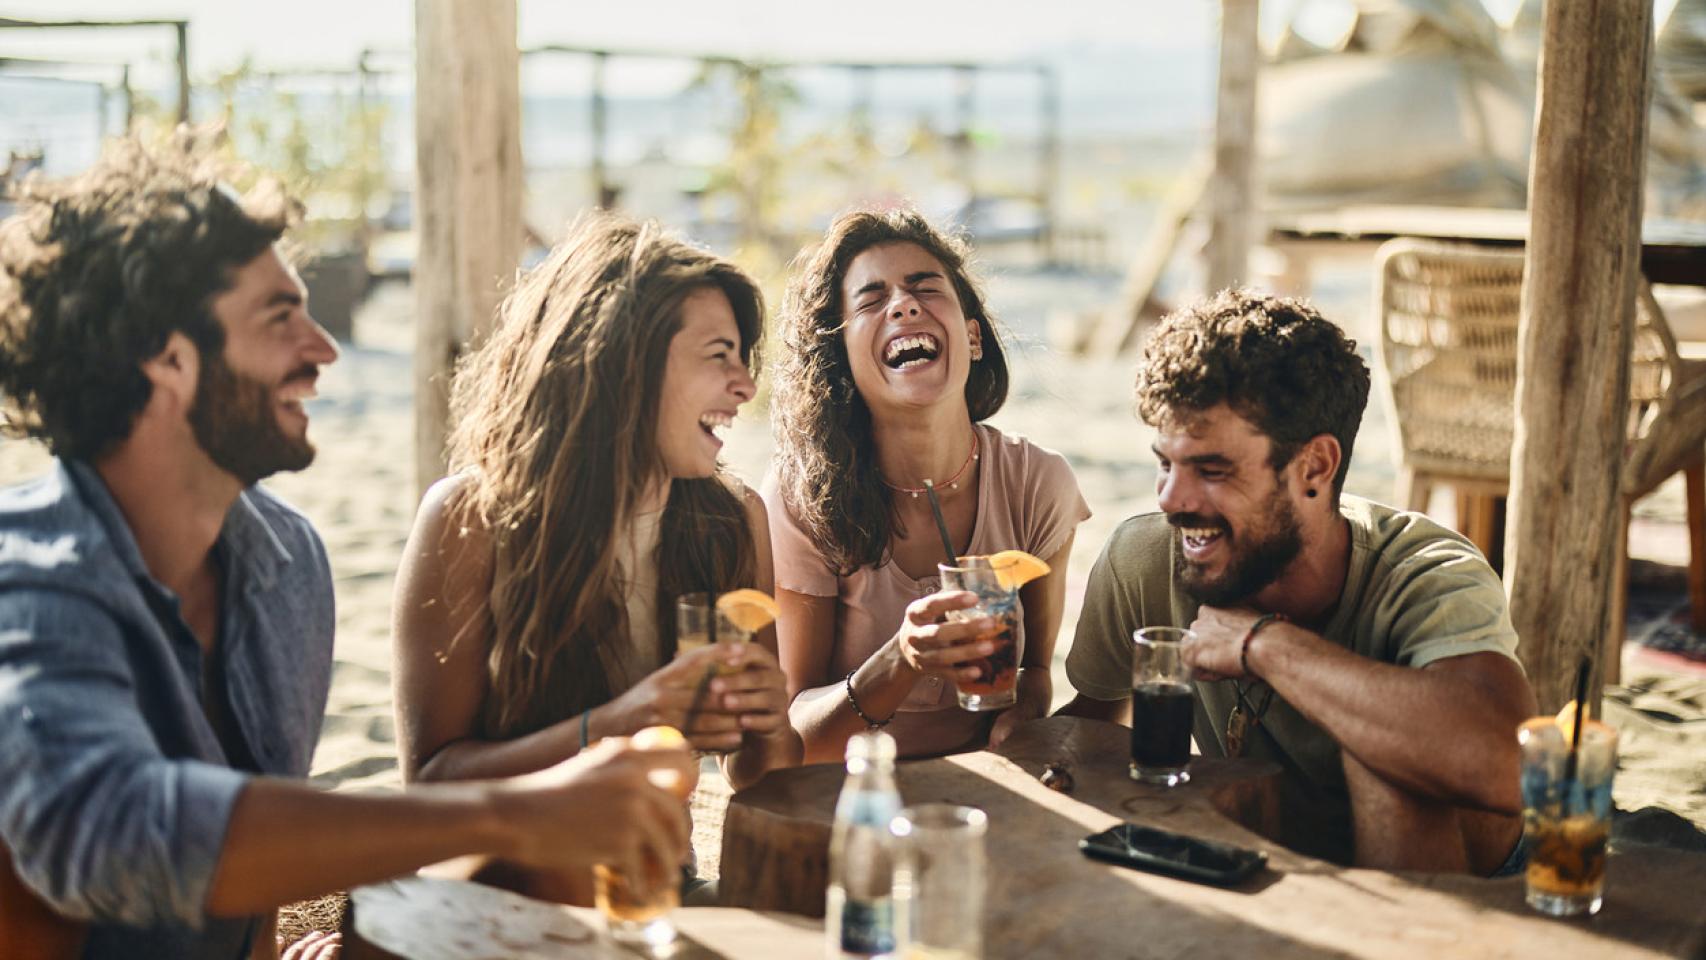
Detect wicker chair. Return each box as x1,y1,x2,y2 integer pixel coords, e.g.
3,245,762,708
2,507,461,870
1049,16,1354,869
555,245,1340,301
1374,238,1706,677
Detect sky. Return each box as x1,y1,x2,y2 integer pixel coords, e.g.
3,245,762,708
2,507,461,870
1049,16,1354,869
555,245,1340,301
1,1,1222,87
0,0,1676,86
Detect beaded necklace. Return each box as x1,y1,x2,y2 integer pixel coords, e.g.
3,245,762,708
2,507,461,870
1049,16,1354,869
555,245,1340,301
880,433,980,499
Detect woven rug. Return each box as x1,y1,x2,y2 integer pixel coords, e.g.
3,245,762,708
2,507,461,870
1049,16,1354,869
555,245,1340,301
1626,560,1706,677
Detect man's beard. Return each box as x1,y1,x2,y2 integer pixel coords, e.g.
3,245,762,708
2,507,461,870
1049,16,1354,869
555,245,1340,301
1171,482,1304,607
189,350,316,486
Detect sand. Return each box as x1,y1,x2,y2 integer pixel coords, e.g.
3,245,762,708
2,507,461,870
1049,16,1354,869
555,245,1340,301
0,263,1701,877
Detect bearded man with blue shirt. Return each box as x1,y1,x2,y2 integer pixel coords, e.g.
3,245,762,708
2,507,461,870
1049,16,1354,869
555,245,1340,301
0,139,694,959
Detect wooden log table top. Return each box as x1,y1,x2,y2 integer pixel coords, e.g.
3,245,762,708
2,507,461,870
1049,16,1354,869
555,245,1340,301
720,716,1706,959
343,875,819,959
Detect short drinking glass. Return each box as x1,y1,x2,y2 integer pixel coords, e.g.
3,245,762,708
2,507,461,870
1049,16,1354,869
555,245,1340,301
1518,715,1617,917
675,593,752,672
1130,627,1195,786
938,559,1022,712
594,863,678,954
892,804,987,960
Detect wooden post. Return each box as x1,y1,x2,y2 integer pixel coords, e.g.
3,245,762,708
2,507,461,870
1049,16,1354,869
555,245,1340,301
590,50,611,208
121,63,134,132
850,64,874,155
412,0,524,496
174,20,190,124
954,64,976,206
1206,0,1258,293
1037,64,1059,264
1505,0,1652,713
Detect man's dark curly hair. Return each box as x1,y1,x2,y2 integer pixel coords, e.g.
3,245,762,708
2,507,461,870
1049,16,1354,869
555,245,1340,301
1136,289,1371,499
0,136,296,460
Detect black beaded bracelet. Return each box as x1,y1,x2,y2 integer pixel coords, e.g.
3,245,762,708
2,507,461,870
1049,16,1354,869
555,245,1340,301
844,671,892,729
1241,612,1288,678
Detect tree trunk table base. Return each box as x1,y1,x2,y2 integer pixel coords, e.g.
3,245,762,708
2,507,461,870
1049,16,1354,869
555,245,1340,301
720,715,1284,918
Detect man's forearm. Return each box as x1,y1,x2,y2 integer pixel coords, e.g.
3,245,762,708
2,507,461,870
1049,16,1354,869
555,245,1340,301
205,777,511,917
1247,626,1525,812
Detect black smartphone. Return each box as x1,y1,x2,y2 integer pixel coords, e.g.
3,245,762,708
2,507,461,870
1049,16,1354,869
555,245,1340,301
1079,823,1268,886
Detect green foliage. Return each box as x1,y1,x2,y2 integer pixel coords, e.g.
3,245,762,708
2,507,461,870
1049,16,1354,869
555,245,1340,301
125,58,390,257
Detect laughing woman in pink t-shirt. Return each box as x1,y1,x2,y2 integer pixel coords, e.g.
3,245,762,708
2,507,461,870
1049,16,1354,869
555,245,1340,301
764,209,1090,761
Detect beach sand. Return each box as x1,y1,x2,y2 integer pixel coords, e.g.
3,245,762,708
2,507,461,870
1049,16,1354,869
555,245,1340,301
1,263,1701,886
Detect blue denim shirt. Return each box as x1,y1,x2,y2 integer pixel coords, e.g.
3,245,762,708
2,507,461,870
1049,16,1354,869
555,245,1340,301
0,460,334,959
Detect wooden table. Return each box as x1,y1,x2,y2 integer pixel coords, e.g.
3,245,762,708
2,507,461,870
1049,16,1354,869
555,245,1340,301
1267,204,1706,287
344,716,1705,959
719,716,1706,959
344,877,820,958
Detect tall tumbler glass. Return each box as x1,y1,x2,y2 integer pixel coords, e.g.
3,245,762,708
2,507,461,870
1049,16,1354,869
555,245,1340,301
891,804,987,960
938,559,1021,711
1130,627,1195,786
1518,715,1617,917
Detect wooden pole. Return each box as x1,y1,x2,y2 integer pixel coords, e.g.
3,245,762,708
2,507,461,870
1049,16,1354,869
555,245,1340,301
850,63,874,154
174,20,190,124
1505,0,1652,714
412,0,523,496
1037,65,1059,264
1206,0,1258,293
954,64,976,206
590,50,610,208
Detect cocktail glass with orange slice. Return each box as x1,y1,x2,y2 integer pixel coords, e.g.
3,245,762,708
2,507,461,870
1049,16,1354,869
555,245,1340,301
936,551,1050,712
1517,704,1617,917
675,588,779,674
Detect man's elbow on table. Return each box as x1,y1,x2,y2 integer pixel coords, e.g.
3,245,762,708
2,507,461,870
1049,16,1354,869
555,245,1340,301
1054,692,1131,726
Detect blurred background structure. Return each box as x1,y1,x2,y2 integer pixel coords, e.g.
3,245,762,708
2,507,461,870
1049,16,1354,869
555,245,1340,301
2,0,1704,865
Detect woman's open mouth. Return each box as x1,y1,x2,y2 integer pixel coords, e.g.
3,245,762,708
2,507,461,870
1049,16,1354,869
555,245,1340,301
882,332,941,371
698,411,733,447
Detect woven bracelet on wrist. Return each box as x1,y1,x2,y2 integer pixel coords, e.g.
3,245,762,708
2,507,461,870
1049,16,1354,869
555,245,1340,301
845,671,892,729
1241,613,1288,678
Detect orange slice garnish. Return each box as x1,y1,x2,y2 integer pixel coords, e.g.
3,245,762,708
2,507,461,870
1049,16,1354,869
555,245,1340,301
988,550,1051,590
715,588,780,633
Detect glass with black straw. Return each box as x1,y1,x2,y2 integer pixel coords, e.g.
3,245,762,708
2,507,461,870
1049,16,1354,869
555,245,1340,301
1517,657,1617,916
926,480,1022,711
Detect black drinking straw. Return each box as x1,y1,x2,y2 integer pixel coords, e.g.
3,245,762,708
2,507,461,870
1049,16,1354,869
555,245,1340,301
1563,657,1592,812
684,590,718,737
922,479,958,565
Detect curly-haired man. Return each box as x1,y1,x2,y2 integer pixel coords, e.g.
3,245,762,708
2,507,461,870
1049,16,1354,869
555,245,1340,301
1059,289,1537,876
0,139,693,959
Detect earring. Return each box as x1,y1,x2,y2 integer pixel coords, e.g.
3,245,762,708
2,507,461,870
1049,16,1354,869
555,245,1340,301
970,345,983,361
1306,488,1318,499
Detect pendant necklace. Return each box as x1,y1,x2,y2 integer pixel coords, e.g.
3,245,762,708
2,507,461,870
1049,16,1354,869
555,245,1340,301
1226,680,1276,758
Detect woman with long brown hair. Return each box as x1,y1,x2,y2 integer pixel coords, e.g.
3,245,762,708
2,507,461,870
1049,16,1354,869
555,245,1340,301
392,212,800,902
767,208,1089,761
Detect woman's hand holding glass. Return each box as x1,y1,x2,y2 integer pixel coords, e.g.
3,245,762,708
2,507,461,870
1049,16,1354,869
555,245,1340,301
893,590,1000,684
706,641,792,744
598,643,789,753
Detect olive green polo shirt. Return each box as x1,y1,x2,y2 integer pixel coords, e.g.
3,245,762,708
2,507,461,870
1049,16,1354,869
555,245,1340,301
1064,495,1520,863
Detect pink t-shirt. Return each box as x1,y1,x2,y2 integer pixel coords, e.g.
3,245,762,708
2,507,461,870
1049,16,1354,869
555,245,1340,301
763,423,1091,757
